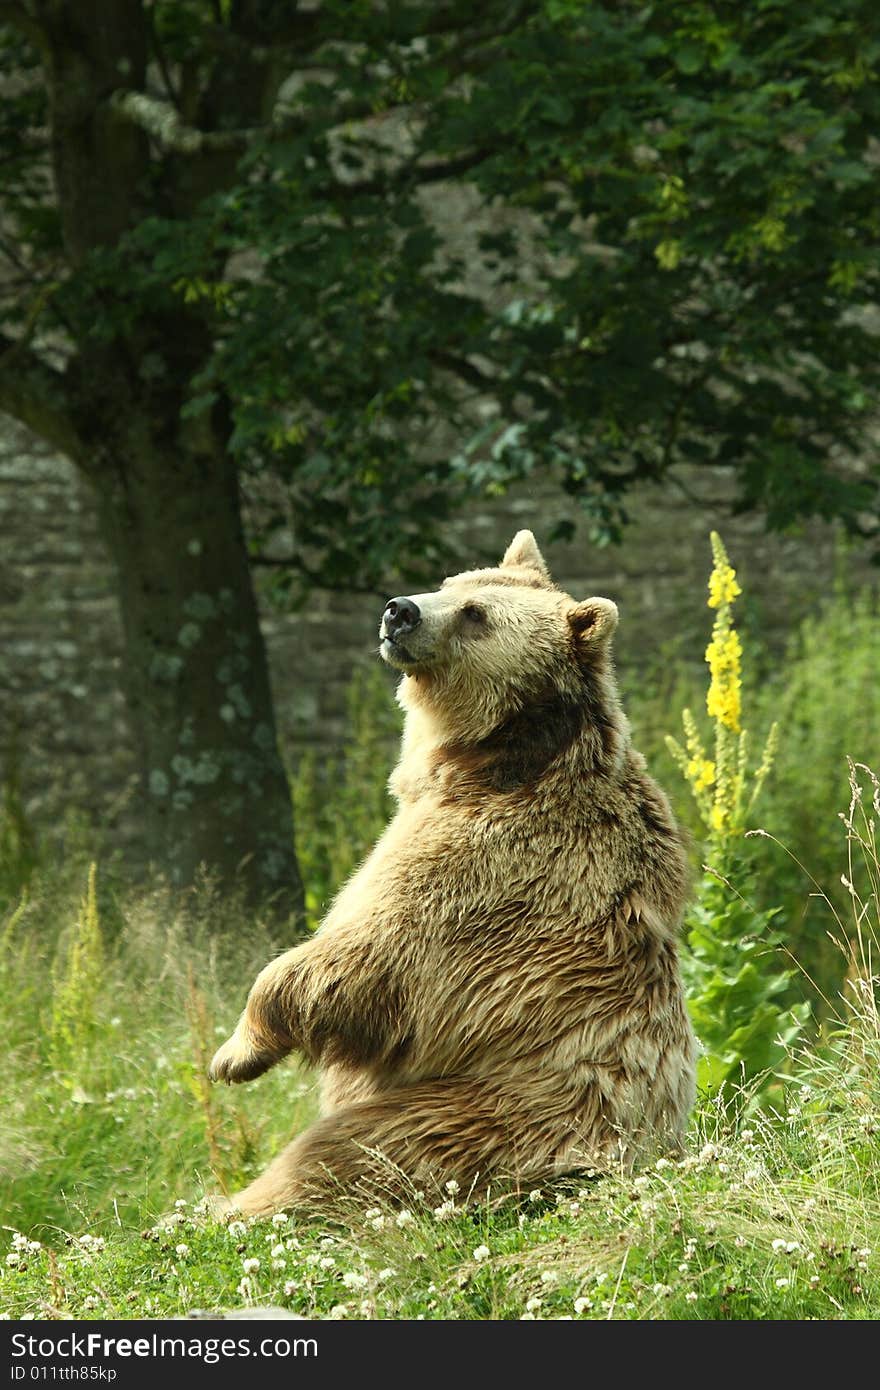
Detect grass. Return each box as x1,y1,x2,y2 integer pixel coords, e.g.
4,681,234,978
1,804,879,1322
1,577,878,1321
2,1082,879,1320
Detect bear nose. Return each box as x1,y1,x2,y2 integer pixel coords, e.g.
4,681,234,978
383,596,421,637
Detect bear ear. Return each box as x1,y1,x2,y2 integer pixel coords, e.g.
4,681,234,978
568,597,618,646
500,529,551,580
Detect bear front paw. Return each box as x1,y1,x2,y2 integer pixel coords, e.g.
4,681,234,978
209,1027,277,1085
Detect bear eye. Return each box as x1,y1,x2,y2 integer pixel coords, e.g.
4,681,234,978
461,603,486,624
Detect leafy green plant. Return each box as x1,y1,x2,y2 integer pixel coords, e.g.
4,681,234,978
747,585,880,1000
49,862,105,1091
667,534,809,1098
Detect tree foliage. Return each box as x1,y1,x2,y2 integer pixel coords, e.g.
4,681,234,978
2,0,878,596
0,0,878,900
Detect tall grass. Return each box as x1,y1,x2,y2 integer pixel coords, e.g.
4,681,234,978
627,580,880,1011
0,574,878,1321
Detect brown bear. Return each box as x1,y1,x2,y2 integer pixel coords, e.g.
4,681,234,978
209,530,696,1215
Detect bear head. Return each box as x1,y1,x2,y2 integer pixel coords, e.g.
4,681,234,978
379,530,623,756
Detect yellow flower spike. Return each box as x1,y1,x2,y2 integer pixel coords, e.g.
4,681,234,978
682,707,707,765
670,532,778,846
709,803,727,833
707,531,742,610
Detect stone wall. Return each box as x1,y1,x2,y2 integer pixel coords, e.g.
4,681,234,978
0,412,874,846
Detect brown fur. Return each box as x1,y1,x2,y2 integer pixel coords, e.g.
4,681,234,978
209,530,696,1215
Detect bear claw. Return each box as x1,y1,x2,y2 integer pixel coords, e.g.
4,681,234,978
209,1036,273,1085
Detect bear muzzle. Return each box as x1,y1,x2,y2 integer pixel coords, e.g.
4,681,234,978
379,596,424,669
382,596,421,638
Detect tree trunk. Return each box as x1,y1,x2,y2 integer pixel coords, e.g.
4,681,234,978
91,427,304,919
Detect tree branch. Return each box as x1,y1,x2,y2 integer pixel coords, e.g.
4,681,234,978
109,88,389,154
428,348,496,393
0,333,85,460
109,89,227,153
198,4,526,65
335,147,495,199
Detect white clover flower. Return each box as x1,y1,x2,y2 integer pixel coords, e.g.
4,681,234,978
378,1268,396,1282
652,1283,672,1297
395,1209,415,1228
734,1236,747,1249
444,1179,460,1196
11,1234,27,1250
242,1258,260,1274
283,1281,297,1297
472,1245,491,1262
342,1271,368,1291
520,1312,536,1320
319,1256,336,1271
771,1239,787,1252
227,1220,247,1238
329,1304,349,1319
174,1199,188,1209
698,1142,720,1163
655,1157,672,1171
175,1244,190,1258
539,1270,558,1285
525,1297,543,1312
271,1259,286,1272
26,1241,41,1254
237,1277,252,1299
528,1189,543,1203
364,1208,382,1221
632,1176,650,1190
433,1201,456,1222
82,1296,101,1310
775,1278,790,1289
369,1215,386,1232
678,1263,690,1273
568,1202,581,1218
5,1253,20,1267
271,1212,289,1226
685,1292,698,1303
573,1297,592,1315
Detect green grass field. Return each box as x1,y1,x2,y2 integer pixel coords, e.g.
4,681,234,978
1,571,878,1322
